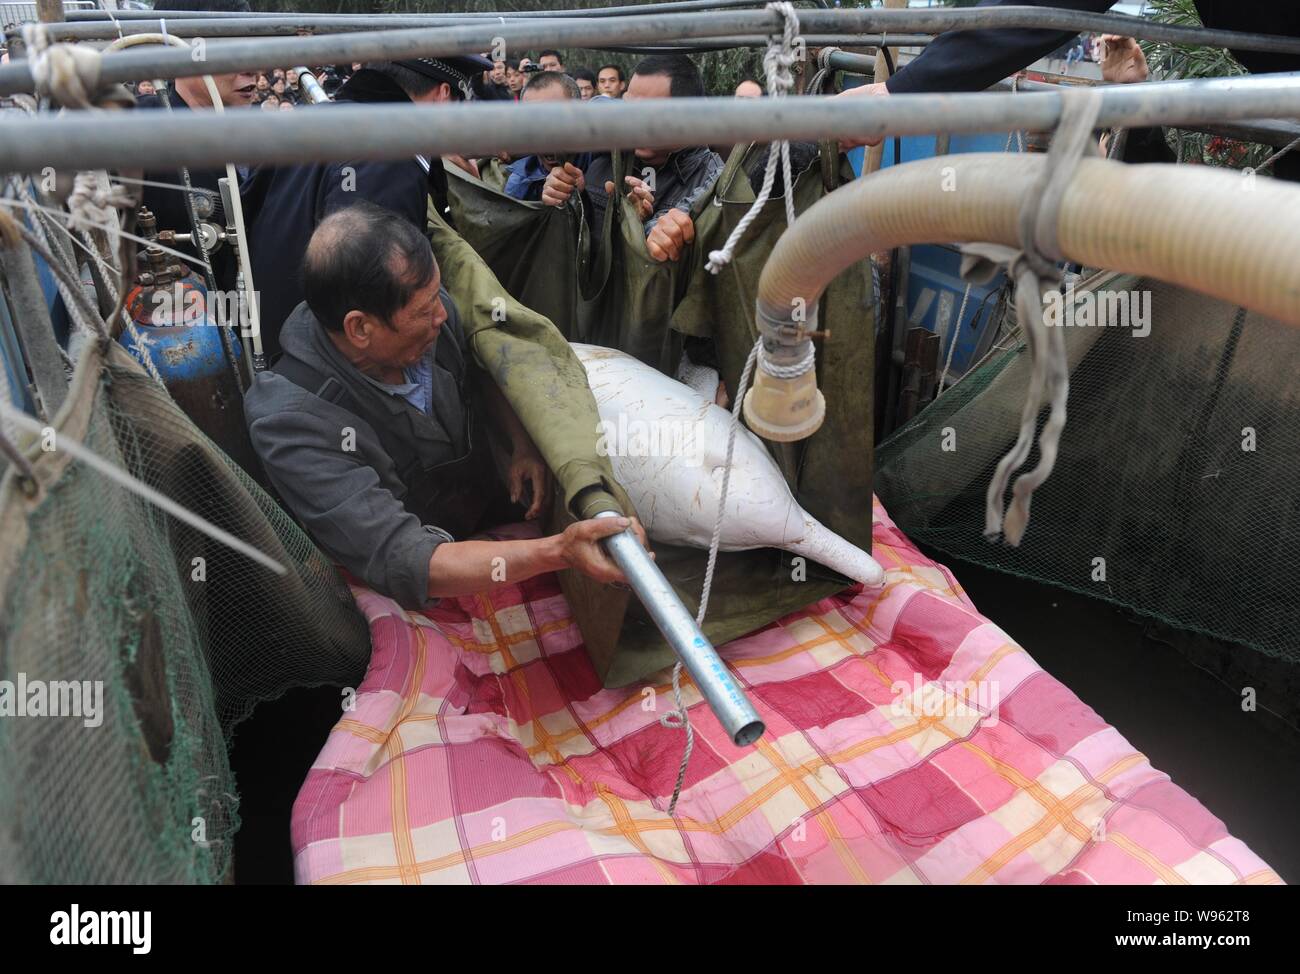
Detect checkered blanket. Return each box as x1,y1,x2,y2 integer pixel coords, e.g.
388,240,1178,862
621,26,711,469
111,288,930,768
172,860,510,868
291,500,1280,884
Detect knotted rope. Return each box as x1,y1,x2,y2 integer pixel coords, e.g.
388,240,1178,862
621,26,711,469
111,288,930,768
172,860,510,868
805,45,841,97
705,1,800,274
67,171,134,238
21,23,104,111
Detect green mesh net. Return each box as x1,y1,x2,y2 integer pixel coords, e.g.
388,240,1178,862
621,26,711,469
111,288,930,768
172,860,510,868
875,273,1300,725
0,342,369,884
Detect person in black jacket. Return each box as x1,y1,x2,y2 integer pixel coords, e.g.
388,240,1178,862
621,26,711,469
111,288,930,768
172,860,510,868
133,0,258,287
836,0,1300,180
239,56,490,361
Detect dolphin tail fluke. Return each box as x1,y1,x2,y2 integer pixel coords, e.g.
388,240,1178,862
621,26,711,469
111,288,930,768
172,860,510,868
784,517,885,587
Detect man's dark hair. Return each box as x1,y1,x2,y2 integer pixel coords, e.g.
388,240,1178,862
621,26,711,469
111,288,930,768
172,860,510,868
632,54,704,97
597,63,625,83
571,67,596,86
364,61,444,99
539,50,563,62
523,70,579,99
303,202,436,333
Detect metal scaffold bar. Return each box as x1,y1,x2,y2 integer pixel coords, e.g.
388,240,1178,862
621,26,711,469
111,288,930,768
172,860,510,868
41,2,785,38
985,75,1300,148
596,34,932,54
3,8,1300,94
62,34,933,56
65,0,776,22
2,75,1297,173
44,16,937,46
815,50,1300,148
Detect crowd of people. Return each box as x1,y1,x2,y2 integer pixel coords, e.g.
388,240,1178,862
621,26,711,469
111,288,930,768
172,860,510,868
132,62,368,111
127,38,787,602
469,49,628,102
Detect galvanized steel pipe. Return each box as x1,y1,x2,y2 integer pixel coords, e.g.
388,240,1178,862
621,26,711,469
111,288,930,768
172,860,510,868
67,0,772,23
2,77,1298,172
4,8,1300,94
593,511,765,748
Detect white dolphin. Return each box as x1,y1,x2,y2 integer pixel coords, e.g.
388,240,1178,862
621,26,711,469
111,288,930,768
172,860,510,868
572,343,884,587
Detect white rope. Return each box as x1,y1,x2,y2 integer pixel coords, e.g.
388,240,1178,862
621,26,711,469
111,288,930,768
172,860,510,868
0,194,210,275
661,2,807,815
759,340,815,379
660,340,762,817
705,1,801,273
21,23,104,110
66,171,134,238
109,174,219,199
937,282,973,396
104,5,126,42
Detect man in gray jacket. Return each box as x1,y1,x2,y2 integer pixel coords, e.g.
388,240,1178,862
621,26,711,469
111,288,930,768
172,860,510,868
244,202,646,608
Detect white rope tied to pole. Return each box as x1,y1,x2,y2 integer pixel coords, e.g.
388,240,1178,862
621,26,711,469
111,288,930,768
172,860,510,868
21,22,104,110
705,1,801,274
664,2,805,815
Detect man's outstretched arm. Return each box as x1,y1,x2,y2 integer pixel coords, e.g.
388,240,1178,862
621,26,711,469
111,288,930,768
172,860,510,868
427,516,651,599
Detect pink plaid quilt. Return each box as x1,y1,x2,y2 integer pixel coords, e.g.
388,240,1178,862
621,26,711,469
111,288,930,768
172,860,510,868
291,499,1281,885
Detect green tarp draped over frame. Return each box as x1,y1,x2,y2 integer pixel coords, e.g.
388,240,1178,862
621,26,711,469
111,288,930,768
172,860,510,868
426,197,627,521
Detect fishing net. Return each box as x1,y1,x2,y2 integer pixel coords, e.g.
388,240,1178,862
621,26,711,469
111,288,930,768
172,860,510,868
0,341,370,884
875,272,1300,725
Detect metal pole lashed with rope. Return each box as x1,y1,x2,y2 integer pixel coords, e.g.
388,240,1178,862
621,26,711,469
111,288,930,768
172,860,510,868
5,7,1300,95
5,76,1300,172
